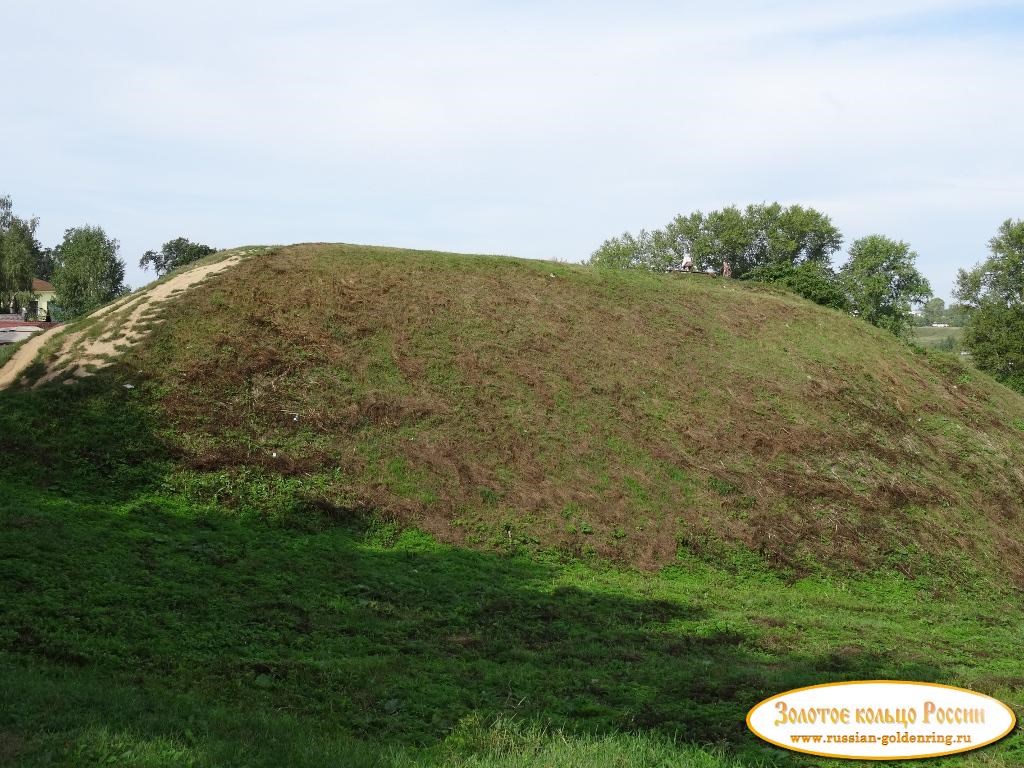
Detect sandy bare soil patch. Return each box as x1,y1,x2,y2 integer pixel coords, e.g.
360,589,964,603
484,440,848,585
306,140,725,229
0,326,65,389
0,249,254,389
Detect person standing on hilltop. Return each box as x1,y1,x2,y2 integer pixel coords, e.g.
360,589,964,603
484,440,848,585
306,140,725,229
722,260,732,278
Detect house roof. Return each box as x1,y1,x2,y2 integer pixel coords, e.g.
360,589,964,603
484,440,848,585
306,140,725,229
33,278,55,292
0,321,54,329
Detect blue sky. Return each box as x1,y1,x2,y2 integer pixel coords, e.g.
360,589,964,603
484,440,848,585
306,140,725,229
3,1,1022,300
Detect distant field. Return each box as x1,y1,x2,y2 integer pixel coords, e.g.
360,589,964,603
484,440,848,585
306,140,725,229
912,324,965,350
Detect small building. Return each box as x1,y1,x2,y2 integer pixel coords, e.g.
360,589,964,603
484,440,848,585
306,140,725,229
2,279,58,321
32,278,57,318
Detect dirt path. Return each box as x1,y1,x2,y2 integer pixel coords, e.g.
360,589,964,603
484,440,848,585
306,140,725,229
0,249,254,390
0,326,65,388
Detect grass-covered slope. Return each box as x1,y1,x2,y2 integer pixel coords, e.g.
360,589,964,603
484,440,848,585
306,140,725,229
111,243,1024,581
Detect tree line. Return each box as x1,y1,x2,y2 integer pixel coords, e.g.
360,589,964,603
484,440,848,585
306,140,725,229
0,194,214,321
914,298,969,328
590,204,1024,395
588,202,931,336
955,219,1024,393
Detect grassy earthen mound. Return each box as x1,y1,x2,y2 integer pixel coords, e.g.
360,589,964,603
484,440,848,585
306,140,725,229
64,243,1024,580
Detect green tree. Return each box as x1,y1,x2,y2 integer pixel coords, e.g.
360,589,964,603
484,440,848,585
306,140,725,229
840,235,932,336
921,297,946,325
36,247,57,283
589,230,670,271
743,202,843,273
0,195,41,312
655,207,750,273
946,303,970,327
746,260,849,311
588,203,842,280
139,237,217,277
52,226,129,319
955,219,1024,392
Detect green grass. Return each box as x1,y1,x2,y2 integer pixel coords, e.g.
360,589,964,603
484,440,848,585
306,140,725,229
912,325,965,352
3,245,1024,766
3,473,1024,767
0,339,24,369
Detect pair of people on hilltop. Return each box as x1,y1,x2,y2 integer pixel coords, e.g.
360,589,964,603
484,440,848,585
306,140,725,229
677,255,732,278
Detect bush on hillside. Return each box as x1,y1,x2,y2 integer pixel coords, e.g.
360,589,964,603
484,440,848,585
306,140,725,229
744,261,849,311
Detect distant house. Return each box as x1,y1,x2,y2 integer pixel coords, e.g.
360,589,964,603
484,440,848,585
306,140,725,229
2,279,58,321
32,278,57,318
0,281,60,343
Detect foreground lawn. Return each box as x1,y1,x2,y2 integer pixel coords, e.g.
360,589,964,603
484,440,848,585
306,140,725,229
2,478,1023,766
